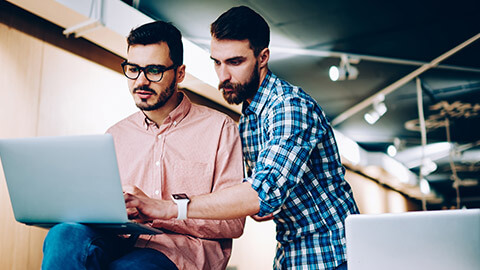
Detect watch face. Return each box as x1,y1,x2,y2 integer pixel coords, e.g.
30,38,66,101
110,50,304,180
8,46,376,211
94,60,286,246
172,193,189,200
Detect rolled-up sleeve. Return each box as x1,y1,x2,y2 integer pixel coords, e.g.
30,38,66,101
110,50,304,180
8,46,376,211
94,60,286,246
246,96,325,217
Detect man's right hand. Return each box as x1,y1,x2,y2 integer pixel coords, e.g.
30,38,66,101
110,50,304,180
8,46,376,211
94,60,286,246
123,185,148,198
123,185,150,221
123,187,177,222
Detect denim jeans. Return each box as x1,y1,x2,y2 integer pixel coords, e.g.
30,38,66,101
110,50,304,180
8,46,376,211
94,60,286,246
42,223,177,270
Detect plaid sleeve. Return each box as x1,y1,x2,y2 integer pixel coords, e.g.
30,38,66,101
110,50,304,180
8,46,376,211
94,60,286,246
248,94,326,217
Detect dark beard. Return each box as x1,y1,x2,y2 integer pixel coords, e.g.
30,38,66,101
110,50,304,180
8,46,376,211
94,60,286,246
134,77,176,111
219,62,260,105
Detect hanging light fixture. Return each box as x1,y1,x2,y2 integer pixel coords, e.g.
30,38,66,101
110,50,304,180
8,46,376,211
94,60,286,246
364,94,387,124
420,178,431,195
329,55,359,81
420,157,438,176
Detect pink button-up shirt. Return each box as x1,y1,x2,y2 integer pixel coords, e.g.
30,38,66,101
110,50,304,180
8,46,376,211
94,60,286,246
107,93,245,270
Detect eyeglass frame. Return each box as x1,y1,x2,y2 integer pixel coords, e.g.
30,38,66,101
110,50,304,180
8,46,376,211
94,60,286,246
121,61,177,82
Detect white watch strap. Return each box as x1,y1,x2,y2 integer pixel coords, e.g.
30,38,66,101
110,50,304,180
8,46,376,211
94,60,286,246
175,200,189,220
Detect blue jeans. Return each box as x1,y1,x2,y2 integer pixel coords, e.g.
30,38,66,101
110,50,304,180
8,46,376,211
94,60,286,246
42,223,177,270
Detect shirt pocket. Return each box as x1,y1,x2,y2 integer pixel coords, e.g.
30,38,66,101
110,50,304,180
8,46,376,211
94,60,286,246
168,160,213,195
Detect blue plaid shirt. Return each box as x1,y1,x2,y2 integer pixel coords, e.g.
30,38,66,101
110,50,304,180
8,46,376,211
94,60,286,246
240,71,359,269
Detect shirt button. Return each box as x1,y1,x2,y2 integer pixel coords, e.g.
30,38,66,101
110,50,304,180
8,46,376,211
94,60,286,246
173,121,177,126
157,134,161,139
155,161,160,166
155,190,160,195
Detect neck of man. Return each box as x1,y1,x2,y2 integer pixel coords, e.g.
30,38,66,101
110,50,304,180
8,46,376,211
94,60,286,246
245,65,269,105
143,90,182,126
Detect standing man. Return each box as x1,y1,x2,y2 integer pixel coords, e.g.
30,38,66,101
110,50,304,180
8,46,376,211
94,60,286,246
42,21,245,270
125,6,359,270
208,6,359,269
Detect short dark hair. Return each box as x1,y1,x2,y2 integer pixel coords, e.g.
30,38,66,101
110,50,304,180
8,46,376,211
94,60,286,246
210,6,270,56
127,21,183,67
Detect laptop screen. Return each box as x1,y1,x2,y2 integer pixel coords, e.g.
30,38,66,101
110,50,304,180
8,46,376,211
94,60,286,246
0,134,128,224
345,209,480,270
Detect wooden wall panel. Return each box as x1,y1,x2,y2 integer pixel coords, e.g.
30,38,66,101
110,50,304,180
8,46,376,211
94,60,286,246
0,16,136,270
36,43,136,136
0,25,42,138
0,23,47,269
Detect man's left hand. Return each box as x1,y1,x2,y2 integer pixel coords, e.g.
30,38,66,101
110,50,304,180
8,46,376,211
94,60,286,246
250,213,274,222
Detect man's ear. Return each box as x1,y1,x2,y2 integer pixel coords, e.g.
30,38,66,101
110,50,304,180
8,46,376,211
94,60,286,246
258,48,270,68
176,64,186,83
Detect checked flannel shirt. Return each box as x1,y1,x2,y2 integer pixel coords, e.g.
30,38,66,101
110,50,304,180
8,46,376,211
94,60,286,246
241,70,359,269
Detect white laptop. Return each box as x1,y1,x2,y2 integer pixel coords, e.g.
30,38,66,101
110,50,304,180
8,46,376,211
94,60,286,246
345,209,480,270
0,134,162,234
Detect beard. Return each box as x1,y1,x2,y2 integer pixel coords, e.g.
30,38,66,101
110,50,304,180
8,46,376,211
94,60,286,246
219,62,260,105
134,77,176,111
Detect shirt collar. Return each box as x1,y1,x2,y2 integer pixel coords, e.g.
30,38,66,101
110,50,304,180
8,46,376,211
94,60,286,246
141,91,192,130
243,70,275,116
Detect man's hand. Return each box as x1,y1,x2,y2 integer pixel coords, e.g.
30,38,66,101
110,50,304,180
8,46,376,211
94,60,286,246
123,185,176,222
250,213,274,222
123,185,148,198
123,185,149,222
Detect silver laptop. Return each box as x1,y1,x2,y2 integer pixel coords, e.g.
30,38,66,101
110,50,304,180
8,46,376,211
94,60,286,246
0,134,162,234
345,209,480,270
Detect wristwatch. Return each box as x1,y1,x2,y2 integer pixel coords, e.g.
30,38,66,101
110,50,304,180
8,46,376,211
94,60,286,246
171,193,190,220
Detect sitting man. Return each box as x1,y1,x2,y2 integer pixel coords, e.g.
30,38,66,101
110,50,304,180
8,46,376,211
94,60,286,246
41,21,245,270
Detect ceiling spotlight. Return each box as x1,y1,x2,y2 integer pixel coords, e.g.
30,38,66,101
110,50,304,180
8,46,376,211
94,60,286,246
329,55,359,81
420,158,437,176
364,95,387,125
387,145,397,157
420,178,431,195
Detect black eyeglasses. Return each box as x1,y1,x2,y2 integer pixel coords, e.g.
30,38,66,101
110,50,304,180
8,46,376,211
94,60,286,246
121,61,176,82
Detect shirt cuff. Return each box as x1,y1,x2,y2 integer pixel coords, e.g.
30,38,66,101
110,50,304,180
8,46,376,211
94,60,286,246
243,177,276,217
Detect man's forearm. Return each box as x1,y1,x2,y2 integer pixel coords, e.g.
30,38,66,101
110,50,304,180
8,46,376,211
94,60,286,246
125,182,260,221
188,182,260,220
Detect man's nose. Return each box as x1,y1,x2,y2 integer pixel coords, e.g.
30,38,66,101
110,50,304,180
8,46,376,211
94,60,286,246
216,64,231,83
135,71,150,85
